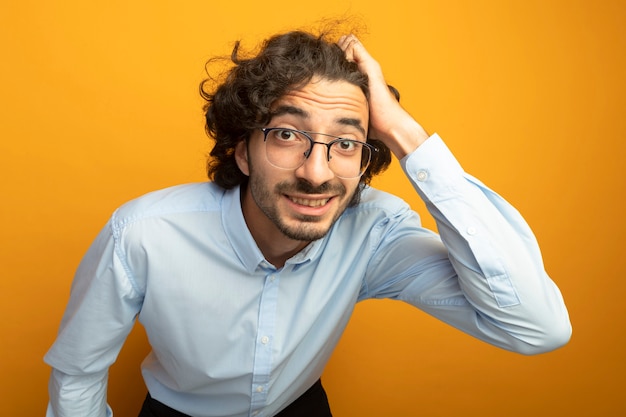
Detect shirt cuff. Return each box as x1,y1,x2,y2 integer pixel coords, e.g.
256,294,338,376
400,133,466,203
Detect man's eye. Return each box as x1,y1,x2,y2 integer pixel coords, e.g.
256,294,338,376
336,140,357,152
275,129,296,141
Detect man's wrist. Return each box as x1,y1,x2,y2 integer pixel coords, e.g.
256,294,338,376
385,118,429,159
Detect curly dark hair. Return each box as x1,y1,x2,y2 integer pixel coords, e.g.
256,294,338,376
199,30,392,189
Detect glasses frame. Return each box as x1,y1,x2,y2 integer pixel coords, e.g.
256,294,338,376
259,127,378,179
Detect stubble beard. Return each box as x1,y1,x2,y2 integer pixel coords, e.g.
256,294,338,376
248,175,361,242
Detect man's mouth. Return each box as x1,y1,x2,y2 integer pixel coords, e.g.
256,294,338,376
287,196,331,207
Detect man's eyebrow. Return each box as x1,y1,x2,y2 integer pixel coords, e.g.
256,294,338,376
270,105,309,119
337,117,367,137
270,105,366,137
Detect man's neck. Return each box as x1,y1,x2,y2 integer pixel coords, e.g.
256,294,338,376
256,237,309,269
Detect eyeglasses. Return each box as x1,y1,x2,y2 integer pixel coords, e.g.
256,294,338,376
260,128,378,179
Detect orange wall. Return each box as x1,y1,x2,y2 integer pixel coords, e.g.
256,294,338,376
1,1,625,416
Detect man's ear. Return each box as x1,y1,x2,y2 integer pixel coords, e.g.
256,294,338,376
234,140,250,176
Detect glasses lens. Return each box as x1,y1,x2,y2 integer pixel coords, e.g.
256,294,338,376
328,140,371,178
264,129,309,170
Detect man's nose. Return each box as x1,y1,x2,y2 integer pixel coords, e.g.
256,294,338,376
294,142,335,186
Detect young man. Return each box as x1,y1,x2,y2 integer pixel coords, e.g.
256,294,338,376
45,31,571,417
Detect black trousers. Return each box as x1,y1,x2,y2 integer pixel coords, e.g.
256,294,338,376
138,379,332,417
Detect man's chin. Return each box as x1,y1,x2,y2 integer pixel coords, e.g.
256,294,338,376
278,219,332,242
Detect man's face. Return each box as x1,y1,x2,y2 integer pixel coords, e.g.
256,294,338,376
236,77,369,243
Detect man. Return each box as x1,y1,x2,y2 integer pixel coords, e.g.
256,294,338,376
45,30,571,417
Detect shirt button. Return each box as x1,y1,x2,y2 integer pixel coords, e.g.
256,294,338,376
467,227,477,236
261,336,270,344
416,170,428,181
256,386,264,393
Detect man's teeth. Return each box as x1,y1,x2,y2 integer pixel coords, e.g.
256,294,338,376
289,197,330,207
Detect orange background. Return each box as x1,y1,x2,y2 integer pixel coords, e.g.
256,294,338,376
1,1,624,416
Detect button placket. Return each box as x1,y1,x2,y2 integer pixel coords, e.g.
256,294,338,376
249,271,279,416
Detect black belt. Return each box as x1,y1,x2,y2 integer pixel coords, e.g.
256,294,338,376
138,379,332,417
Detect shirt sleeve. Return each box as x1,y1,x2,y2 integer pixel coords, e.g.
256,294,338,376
44,219,143,416
362,133,571,354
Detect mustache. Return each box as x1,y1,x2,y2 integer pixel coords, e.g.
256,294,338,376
276,179,346,196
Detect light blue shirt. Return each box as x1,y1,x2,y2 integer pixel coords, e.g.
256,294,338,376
45,134,571,417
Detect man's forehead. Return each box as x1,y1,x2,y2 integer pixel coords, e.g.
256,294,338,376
270,78,368,122
279,78,366,102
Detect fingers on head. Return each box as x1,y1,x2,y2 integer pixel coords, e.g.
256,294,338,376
338,34,360,61
338,34,359,49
